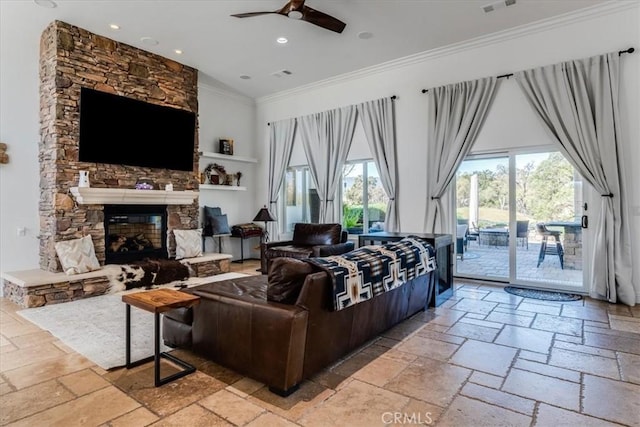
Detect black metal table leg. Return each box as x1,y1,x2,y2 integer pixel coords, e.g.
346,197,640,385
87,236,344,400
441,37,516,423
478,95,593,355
125,303,131,367
125,305,196,386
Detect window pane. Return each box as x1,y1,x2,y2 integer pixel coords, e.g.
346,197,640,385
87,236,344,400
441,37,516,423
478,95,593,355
342,163,364,234
284,167,319,232
342,161,388,234
366,161,387,232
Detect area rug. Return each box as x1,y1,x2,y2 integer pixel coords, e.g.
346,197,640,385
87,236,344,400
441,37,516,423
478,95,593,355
16,272,249,370
504,286,583,301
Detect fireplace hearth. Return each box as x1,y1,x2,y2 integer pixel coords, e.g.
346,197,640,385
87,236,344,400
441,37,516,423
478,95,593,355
104,205,168,264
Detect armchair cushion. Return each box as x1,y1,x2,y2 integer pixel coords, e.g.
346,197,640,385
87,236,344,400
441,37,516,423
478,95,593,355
292,223,342,246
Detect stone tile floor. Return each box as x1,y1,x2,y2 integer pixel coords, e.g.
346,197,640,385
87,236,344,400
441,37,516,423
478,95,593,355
1,260,639,426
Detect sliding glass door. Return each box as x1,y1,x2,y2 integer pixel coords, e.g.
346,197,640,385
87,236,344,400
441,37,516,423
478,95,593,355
455,149,587,292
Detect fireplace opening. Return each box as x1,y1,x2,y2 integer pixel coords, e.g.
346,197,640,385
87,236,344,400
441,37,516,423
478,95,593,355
104,205,168,264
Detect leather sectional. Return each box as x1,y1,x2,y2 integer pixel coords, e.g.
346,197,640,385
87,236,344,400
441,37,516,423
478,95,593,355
163,253,434,396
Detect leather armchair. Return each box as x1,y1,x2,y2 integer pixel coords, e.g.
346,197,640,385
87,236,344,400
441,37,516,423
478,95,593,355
260,223,354,273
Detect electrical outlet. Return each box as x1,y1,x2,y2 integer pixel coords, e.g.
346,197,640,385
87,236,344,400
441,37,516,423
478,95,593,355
17,227,26,237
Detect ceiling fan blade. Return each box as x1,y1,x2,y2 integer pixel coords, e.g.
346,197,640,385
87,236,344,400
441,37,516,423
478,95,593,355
231,11,279,18
301,5,346,33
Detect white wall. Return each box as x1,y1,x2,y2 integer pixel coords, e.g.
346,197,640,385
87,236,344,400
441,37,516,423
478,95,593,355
197,84,259,259
0,8,47,275
255,4,640,300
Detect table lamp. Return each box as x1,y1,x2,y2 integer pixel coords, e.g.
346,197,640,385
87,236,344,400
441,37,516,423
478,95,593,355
253,205,276,242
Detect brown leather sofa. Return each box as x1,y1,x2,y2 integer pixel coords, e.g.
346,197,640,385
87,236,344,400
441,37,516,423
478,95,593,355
260,223,354,273
163,256,434,396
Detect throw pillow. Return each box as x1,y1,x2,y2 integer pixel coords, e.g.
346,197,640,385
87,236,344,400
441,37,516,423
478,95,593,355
173,229,202,260
267,258,314,304
204,206,222,223
55,235,101,275
210,213,231,235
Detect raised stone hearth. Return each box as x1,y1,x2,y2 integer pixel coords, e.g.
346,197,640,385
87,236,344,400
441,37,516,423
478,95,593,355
2,254,232,308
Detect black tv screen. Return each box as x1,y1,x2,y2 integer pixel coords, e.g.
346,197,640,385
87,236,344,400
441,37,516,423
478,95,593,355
79,87,196,171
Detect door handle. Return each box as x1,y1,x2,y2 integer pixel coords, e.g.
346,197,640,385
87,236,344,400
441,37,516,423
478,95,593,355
581,215,588,229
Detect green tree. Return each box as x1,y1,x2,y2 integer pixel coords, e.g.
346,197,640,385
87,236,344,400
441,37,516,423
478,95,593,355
344,175,387,206
528,153,574,221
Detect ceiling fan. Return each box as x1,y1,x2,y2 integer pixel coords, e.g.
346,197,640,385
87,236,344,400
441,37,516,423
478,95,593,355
231,0,346,34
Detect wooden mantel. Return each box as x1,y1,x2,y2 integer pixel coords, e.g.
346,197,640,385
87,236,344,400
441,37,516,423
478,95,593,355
70,187,198,205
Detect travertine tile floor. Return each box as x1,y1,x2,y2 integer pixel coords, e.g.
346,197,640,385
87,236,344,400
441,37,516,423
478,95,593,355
1,260,639,426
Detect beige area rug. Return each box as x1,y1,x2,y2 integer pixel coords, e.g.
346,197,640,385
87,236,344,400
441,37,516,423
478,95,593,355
16,272,248,370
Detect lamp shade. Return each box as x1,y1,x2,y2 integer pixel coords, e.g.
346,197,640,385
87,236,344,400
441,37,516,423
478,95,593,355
253,205,276,222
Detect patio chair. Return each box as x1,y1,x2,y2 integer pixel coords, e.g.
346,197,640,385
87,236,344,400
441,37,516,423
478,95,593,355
456,224,468,260
516,220,529,250
467,222,480,245
536,223,564,269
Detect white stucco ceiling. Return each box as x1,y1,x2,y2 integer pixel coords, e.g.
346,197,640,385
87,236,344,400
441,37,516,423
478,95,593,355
1,0,612,99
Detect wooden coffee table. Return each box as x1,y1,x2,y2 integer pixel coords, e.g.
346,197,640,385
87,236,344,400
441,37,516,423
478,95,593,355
122,288,200,386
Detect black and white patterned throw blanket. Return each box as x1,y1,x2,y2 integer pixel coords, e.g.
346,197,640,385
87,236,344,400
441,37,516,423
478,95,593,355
306,237,436,311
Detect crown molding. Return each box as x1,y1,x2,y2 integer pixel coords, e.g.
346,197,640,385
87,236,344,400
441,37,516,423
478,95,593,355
257,1,636,105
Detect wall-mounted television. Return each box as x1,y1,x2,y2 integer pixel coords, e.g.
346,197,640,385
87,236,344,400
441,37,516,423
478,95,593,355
79,87,196,171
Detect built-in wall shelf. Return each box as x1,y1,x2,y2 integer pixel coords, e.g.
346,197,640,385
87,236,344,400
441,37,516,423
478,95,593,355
199,151,257,164
70,187,198,205
199,184,247,191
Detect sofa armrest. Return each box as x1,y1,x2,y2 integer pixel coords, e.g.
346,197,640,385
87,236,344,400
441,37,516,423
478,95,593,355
313,241,355,257
189,290,308,393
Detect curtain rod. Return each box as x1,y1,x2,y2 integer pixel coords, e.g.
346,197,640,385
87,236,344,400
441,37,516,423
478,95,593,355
421,47,636,93
267,95,397,125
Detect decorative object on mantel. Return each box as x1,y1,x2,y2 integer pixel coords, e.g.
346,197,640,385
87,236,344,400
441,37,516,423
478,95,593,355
135,178,155,190
235,172,243,186
219,138,234,155
0,142,9,164
78,170,90,188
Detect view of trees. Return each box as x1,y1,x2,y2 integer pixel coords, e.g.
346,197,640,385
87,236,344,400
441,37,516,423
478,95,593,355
457,153,575,224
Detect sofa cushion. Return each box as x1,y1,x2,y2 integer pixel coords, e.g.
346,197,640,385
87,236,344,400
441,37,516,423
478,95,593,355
192,276,268,302
267,258,315,304
292,223,342,246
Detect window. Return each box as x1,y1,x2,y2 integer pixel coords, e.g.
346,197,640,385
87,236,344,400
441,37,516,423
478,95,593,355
342,160,388,234
282,167,319,232
282,160,388,234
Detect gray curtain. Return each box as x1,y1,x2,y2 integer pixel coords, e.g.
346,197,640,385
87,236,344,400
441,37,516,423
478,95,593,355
515,52,635,306
357,97,400,232
299,106,358,223
424,77,501,234
267,118,297,240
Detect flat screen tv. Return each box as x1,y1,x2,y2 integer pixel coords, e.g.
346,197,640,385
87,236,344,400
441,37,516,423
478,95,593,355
79,87,196,171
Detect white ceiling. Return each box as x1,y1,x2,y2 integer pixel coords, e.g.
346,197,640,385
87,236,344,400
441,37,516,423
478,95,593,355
1,0,609,99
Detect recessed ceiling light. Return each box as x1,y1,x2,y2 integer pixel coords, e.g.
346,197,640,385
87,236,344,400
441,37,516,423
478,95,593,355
140,37,159,46
34,0,57,8
277,37,288,44
109,24,120,30
174,49,183,55
240,75,251,80
358,31,373,40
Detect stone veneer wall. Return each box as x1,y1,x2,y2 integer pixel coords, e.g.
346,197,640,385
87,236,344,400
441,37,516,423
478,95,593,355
39,21,200,272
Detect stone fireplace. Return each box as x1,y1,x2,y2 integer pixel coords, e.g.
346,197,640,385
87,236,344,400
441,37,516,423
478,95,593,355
39,21,200,272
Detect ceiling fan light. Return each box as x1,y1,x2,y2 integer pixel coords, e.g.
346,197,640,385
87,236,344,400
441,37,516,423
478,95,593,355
287,10,303,20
